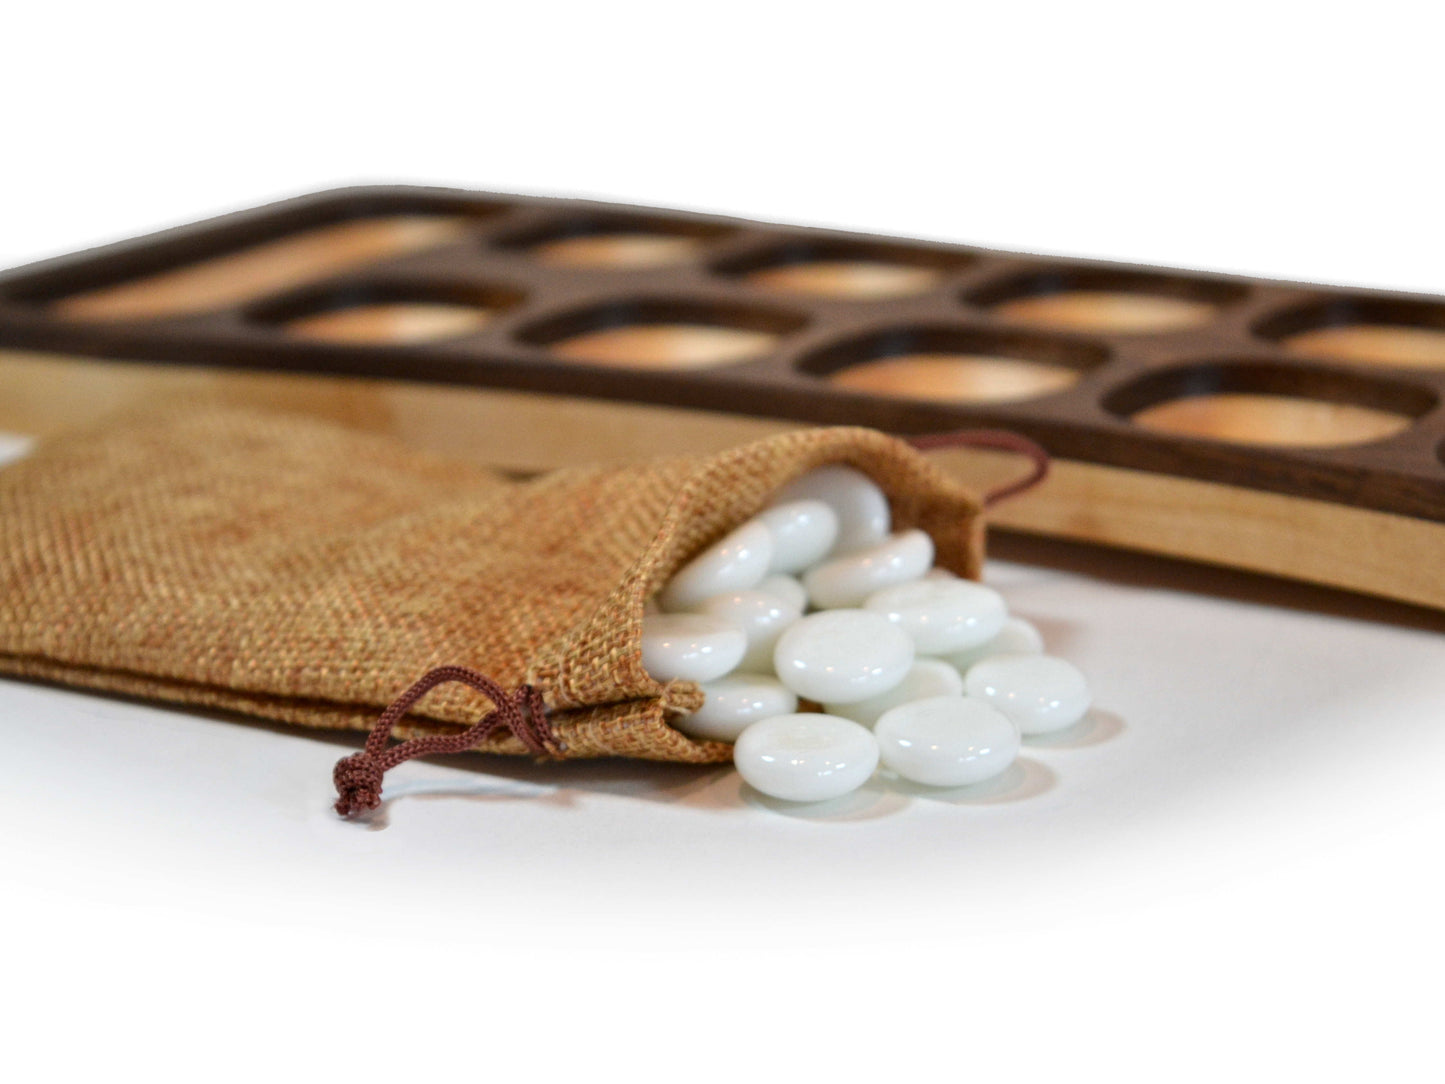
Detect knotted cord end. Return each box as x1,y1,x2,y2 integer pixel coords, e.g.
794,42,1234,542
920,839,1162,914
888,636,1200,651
331,667,553,819
333,751,385,817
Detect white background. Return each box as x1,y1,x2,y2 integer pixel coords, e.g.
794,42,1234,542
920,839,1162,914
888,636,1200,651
3,2,1445,1080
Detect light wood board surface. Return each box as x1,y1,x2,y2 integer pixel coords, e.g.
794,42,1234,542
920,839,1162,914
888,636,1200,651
3,347,1441,611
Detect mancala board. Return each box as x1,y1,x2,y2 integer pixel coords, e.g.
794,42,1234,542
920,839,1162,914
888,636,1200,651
0,185,1441,610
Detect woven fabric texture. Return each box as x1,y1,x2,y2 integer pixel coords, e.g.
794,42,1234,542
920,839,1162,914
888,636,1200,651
0,404,987,763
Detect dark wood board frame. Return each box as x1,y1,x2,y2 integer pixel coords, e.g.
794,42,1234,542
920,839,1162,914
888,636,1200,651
1,185,1442,608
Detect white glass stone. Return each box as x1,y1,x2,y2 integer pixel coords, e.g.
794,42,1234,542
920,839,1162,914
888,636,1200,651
824,658,965,728
675,674,798,742
772,609,914,704
693,588,803,671
758,574,808,613
771,465,890,555
863,577,1007,655
659,520,773,612
640,613,747,684
755,499,839,574
733,712,880,802
803,529,934,610
946,616,1045,672
923,567,959,581
875,696,1021,787
965,653,1091,735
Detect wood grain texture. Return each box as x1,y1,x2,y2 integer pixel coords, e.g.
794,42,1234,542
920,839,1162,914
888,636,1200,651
987,291,1220,333
744,261,942,299
529,233,704,268
1283,324,1445,370
284,302,494,344
826,353,1082,403
0,185,1442,608
49,215,474,320
547,324,782,368
1129,392,1414,447
4,348,1441,610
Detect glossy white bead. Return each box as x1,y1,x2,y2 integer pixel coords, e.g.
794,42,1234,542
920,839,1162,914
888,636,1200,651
758,574,808,613
824,658,965,728
674,674,798,742
803,529,934,610
772,610,914,704
733,713,880,802
771,465,890,555
965,654,1091,735
875,696,1021,787
640,613,747,683
755,500,839,574
946,616,1045,672
863,577,1007,655
693,588,803,671
659,520,773,612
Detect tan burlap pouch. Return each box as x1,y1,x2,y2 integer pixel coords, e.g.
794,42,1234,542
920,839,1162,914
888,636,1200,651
0,403,1037,810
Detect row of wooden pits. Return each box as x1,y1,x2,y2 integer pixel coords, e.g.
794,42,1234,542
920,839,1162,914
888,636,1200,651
35,210,1445,452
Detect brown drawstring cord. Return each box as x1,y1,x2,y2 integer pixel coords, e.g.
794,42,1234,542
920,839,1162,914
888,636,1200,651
332,665,551,817
907,429,1051,508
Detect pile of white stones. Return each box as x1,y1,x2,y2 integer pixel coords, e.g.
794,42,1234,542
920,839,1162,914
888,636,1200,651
641,465,1091,804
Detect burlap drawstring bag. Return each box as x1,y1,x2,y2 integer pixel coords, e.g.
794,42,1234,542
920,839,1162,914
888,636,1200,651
0,403,1045,814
